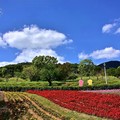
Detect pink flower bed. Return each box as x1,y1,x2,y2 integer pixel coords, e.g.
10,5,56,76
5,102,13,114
27,90,120,120
85,89,120,93
85,89,120,96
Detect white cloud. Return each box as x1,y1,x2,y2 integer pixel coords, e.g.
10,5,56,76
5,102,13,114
0,61,15,67
78,47,120,60
2,25,72,49
102,23,116,33
0,37,6,46
0,25,72,66
0,49,65,67
115,27,120,34
102,18,120,34
14,49,65,63
78,52,89,59
90,47,120,59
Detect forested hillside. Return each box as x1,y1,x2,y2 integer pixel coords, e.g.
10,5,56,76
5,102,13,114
99,61,120,69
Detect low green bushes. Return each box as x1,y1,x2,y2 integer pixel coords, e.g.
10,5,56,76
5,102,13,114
0,76,120,91
0,83,119,91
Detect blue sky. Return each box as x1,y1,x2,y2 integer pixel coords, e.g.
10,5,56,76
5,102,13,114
0,0,120,66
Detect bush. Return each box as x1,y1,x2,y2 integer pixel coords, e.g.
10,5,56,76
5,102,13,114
0,78,4,82
68,73,78,80
0,83,120,91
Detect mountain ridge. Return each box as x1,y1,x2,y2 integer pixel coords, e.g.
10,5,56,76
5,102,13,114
98,61,120,69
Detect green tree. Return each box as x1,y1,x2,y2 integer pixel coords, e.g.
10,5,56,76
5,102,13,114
32,56,57,69
0,68,3,77
22,66,39,81
78,59,95,79
1,67,8,78
57,62,72,80
115,66,120,78
39,68,57,85
14,64,23,73
14,72,21,81
70,63,79,74
5,65,15,77
1,67,11,81
32,56,58,86
107,68,116,76
94,66,102,80
57,62,77,80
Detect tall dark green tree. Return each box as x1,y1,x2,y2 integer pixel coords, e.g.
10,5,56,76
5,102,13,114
58,62,72,80
78,59,95,79
56,62,77,80
94,66,102,80
70,63,79,74
32,56,58,86
1,67,11,82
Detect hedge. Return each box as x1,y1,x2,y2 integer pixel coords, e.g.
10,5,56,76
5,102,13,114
0,84,120,91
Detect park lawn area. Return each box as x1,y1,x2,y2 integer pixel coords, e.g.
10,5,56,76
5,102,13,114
76,76,120,86
0,76,120,91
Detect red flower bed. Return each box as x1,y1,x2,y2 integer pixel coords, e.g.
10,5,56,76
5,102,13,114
27,90,120,120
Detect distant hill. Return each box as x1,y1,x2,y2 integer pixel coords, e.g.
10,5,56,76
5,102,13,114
98,61,120,69
0,62,32,68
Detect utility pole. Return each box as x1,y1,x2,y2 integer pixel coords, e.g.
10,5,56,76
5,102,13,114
104,63,107,84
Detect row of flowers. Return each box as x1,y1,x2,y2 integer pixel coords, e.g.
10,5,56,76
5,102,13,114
85,89,120,95
27,90,120,120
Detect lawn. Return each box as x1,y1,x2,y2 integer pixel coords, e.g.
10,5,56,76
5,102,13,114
0,76,120,91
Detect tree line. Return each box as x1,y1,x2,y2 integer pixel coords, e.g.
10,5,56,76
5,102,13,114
0,56,120,86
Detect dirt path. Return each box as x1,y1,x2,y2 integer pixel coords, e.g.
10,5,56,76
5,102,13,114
28,109,44,120
3,92,48,120
3,92,8,102
0,91,4,101
23,95,61,120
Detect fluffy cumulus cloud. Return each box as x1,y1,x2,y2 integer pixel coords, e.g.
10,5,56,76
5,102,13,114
78,52,89,59
78,47,120,60
2,25,72,49
102,18,120,34
90,47,120,59
14,49,65,63
0,25,72,66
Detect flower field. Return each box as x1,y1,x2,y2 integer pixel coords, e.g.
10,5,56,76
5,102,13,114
86,89,120,95
0,91,104,120
27,90,120,120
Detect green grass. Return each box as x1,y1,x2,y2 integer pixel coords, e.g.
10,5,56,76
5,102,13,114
0,76,120,91
76,76,120,86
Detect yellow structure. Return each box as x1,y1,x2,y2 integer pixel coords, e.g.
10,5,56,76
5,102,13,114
87,79,92,86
